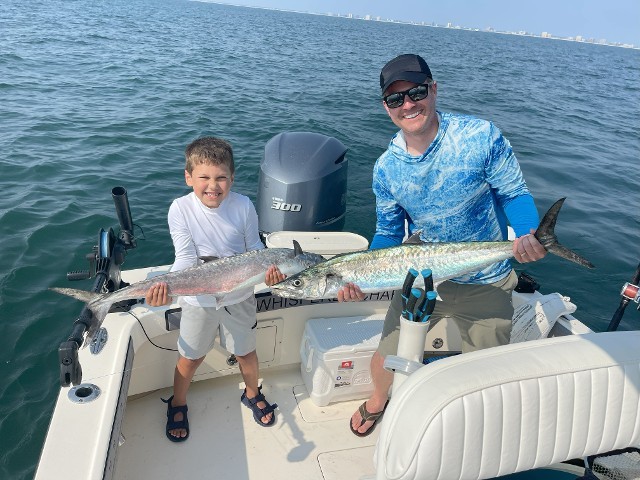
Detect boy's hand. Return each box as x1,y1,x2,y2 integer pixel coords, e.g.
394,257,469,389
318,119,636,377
265,265,286,286
145,282,170,307
337,283,365,302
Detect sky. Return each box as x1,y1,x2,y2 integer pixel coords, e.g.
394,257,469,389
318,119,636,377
217,0,640,46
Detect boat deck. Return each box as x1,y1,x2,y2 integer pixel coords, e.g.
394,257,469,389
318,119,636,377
115,364,378,480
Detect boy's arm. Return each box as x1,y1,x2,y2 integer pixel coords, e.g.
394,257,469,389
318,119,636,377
245,200,265,252
168,202,198,272
242,199,285,286
146,202,193,306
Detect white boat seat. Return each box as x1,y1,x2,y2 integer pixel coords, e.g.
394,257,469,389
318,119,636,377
374,331,640,480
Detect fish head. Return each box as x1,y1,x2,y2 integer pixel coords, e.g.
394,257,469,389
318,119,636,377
270,268,331,299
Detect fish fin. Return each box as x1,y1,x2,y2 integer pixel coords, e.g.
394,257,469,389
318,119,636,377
83,301,113,348
404,231,424,244
318,273,331,297
50,287,102,304
534,198,595,269
199,256,219,263
50,288,112,348
293,240,302,256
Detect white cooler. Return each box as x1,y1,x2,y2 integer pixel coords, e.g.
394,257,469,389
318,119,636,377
300,314,384,406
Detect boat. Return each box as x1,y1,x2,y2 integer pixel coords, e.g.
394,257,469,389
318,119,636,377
36,132,640,480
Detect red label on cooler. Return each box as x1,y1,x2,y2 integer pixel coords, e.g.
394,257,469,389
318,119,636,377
340,360,353,369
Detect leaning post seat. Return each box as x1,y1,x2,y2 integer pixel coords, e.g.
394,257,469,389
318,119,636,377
374,331,640,480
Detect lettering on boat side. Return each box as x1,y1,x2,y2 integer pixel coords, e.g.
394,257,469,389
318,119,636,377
255,290,397,313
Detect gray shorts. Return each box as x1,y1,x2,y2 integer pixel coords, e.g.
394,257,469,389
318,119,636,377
378,270,518,356
177,295,257,359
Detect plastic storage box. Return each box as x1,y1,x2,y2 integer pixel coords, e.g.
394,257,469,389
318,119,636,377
300,314,384,406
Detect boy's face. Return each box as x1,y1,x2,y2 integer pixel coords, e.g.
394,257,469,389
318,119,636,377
185,163,234,209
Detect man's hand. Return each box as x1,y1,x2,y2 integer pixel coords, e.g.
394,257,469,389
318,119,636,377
337,283,366,302
513,230,547,264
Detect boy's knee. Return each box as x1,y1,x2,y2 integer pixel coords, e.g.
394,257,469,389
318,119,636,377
178,355,204,369
235,350,257,361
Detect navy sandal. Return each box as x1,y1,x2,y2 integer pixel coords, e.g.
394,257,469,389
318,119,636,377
161,395,189,442
241,386,278,427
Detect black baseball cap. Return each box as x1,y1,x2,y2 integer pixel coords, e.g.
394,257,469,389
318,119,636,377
380,54,433,94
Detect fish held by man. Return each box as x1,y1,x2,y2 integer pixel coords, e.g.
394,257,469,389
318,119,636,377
270,198,594,300
51,241,325,345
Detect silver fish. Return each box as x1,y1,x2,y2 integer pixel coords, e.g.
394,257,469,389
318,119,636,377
51,241,325,344
271,198,594,300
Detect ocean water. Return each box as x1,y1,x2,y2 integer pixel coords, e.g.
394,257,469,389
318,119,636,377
1,0,639,477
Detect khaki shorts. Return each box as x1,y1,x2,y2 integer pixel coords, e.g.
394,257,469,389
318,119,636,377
177,295,257,359
378,270,518,356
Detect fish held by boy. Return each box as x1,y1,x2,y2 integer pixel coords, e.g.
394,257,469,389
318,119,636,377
51,241,325,345
271,198,594,300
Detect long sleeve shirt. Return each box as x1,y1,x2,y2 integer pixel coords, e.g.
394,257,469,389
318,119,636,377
168,191,264,307
371,111,539,284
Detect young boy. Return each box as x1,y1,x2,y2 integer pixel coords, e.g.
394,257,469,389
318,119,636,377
146,136,285,442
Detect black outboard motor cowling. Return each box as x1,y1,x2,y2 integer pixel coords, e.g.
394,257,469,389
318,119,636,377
257,132,348,235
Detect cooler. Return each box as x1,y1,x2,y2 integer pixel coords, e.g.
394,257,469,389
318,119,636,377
300,314,384,406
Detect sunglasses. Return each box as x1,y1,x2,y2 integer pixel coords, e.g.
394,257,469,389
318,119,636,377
383,84,430,109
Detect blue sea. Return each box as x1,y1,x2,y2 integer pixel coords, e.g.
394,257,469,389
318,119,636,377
1,0,639,477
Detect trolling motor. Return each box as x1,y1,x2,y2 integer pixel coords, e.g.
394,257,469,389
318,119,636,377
58,187,139,387
607,262,640,332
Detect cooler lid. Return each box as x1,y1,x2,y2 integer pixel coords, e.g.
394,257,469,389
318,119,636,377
266,231,368,257
304,315,384,354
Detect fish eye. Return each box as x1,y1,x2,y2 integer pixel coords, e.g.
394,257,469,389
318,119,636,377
292,279,303,287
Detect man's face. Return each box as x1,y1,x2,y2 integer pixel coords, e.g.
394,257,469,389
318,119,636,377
383,80,437,136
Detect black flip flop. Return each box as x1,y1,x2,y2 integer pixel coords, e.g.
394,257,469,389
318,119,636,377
349,400,389,437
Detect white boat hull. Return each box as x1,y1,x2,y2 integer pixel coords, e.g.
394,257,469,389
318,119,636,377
37,249,637,480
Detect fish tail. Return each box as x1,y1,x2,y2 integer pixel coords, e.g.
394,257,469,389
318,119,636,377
83,302,113,347
50,287,103,304
534,198,595,269
50,287,113,345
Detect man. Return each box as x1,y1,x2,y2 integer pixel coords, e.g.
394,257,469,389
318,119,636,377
341,54,547,437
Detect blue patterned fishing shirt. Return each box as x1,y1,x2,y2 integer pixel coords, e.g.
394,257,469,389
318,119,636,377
372,111,540,284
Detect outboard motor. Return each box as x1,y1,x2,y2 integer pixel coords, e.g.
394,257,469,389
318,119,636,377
257,132,348,235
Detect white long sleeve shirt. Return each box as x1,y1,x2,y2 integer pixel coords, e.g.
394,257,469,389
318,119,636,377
168,191,264,308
